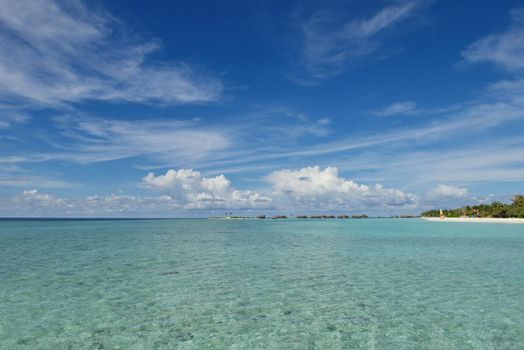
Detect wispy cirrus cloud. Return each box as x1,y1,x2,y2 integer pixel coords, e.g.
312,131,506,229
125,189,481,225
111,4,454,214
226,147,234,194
462,7,524,73
0,115,233,168
0,106,336,171
371,101,419,117
233,99,524,162
334,137,524,187
0,0,223,107
189,94,524,187
290,0,427,83
45,115,231,164
0,113,29,129
0,176,75,189
461,6,524,123
3,86,520,190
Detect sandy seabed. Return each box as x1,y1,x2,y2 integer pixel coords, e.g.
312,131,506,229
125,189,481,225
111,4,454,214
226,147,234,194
422,217,524,224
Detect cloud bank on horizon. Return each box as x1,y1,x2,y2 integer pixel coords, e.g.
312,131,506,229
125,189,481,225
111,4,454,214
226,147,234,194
1,166,475,216
0,0,523,216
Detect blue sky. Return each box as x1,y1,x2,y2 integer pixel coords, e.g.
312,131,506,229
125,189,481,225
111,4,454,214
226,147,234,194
0,0,523,217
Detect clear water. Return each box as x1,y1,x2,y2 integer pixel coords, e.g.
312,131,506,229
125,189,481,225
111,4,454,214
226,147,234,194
1,219,523,349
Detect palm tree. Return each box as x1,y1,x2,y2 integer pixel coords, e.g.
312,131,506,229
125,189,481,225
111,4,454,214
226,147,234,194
490,202,507,218
513,195,524,207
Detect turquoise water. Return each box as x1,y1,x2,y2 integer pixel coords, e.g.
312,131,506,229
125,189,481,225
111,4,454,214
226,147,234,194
1,219,523,349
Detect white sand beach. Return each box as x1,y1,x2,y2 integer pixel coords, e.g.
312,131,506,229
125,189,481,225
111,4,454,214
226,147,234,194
422,217,524,224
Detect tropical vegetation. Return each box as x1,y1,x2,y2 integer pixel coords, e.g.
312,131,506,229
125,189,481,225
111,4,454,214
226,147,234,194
421,195,524,218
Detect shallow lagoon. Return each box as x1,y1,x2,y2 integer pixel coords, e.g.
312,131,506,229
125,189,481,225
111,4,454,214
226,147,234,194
1,219,523,349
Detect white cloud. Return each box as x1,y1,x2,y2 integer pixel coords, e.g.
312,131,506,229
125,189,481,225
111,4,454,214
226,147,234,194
41,115,231,164
265,166,417,210
1,166,420,215
372,101,419,117
12,189,65,210
0,0,222,107
1,190,182,216
293,1,424,82
142,169,271,209
488,78,524,96
22,189,55,201
247,99,524,162
419,185,475,209
180,93,524,180
333,137,524,186
0,176,75,188
428,185,468,198
462,7,524,73
0,113,29,129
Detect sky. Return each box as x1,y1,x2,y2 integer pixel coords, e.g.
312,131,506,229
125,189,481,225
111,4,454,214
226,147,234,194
0,0,523,217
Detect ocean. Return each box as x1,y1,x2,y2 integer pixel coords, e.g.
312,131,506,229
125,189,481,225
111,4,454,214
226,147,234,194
1,218,523,349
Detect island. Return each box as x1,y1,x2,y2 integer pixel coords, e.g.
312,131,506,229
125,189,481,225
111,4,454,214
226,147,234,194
421,194,524,223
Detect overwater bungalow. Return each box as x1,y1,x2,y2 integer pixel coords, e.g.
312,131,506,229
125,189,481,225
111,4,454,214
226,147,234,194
351,214,369,219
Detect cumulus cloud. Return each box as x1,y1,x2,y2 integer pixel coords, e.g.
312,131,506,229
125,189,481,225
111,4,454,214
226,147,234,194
4,189,66,215
2,168,503,216
0,190,184,216
428,185,468,198
462,7,524,73
1,166,418,216
21,189,59,202
265,166,417,210
0,0,222,106
142,169,272,209
420,184,472,208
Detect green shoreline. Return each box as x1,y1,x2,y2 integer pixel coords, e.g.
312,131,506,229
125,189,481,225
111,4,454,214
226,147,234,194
422,194,524,219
